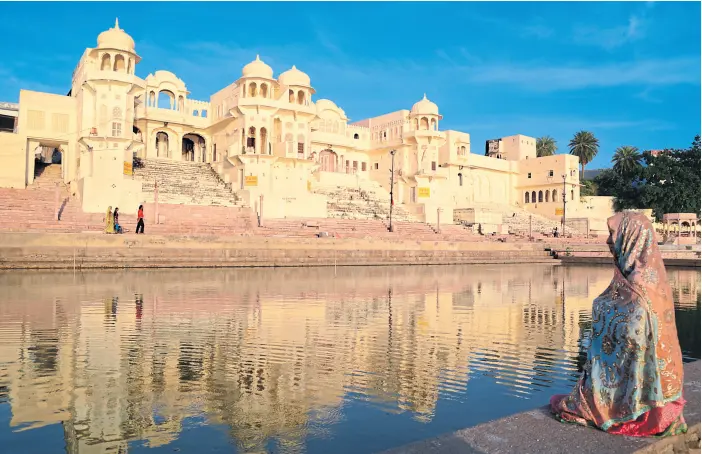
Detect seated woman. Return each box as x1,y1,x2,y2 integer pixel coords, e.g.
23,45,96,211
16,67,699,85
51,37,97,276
551,211,687,437
113,207,123,234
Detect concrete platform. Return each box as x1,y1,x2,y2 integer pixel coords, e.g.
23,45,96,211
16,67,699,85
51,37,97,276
383,361,700,454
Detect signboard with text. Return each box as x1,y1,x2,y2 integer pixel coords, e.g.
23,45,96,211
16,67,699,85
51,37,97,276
418,187,430,198
555,208,564,216
123,162,132,175
245,176,258,187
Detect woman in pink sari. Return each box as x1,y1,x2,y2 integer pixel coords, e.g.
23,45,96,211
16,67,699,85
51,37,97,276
551,211,687,437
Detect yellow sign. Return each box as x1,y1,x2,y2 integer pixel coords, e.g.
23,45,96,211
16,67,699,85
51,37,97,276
307,180,312,191
123,162,132,175
418,187,430,198
244,175,258,187
555,208,564,216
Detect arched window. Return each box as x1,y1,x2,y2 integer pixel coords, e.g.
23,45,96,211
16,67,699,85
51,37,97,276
545,190,550,202
353,133,359,139
248,82,257,97
247,126,256,152
127,58,132,74
420,117,429,130
297,90,305,105
552,189,557,201
525,192,530,204
431,118,437,130
531,191,537,203
101,53,111,71
260,83,268,98
113,54,126,72
288,90,295,103
538,191,543,203
260,127,268,154
460,146,466,156
157,91,174,109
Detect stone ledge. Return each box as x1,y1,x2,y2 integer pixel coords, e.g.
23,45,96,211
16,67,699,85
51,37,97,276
383,361,700,454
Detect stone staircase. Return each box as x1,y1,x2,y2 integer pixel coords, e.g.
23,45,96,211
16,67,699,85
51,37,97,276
476,204,579,237
311,179,415,222
133,159,241,207
0,164,98,233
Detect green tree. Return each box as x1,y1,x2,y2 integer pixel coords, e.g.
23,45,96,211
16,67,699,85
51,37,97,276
612,145,642,175
569,131,599,180
594,135,701,220
580,180,597,197
536,136,557,157
639,136,701,219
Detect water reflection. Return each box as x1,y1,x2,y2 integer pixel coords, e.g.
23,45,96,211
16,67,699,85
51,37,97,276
0,265,698,453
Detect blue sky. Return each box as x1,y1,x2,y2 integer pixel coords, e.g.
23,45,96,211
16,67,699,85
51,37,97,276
1,2,699,169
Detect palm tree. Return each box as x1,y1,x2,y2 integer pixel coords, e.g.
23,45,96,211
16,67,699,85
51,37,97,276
569,131,599,180
536,136,558,157
612,145,642,175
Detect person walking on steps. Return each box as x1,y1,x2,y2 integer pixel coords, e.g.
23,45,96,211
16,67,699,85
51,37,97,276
136,205,145,234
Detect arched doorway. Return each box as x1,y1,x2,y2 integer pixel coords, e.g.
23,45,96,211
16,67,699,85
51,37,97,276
319,149,338,172
182,133,205,162
156,132,169,158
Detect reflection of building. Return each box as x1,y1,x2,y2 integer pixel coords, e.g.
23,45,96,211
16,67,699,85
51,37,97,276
0,265,698,451
0,20,616,228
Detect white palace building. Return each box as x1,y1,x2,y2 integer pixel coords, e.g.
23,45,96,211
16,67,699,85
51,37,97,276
0,20,615,232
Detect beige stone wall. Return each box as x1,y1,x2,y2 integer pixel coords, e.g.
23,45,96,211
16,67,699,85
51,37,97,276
18,90,78,185
0,132,26,188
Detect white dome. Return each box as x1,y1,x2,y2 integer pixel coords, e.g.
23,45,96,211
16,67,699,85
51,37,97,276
411,94,439,116
279,65,310,87
97,18,135,53
242,55,273,79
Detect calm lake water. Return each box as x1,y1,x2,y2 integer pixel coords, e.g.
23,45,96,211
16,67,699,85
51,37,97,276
0,265,699,454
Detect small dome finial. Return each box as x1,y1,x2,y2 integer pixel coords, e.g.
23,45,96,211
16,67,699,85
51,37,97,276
256,54,260,61
114,18,120,29
292,65,297,70
423,93,427,100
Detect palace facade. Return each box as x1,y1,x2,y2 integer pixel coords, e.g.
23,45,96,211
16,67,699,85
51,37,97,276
0,20,612,228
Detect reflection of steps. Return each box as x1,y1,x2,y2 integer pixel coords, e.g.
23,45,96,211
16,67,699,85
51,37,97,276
134,159,241,207
311,180,415,222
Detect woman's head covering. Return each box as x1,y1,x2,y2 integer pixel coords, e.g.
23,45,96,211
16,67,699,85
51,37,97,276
107,206,112,214
606,211,671,301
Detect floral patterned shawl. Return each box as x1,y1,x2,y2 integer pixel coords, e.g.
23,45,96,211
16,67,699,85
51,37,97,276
551,211,687,436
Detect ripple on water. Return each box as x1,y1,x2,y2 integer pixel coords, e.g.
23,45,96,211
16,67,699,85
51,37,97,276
0,265,698,454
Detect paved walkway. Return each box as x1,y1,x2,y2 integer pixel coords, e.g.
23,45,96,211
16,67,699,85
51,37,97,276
383,361,700,454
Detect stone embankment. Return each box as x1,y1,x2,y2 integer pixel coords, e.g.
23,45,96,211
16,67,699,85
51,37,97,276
547,244,701,268
0,232,557,270
383,360,700,454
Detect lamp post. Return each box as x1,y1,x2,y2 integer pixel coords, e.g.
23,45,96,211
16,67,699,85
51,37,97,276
389,149,396,232
561,174,567,233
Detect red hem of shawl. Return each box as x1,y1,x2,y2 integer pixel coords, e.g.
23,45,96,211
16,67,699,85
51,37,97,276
550,394,687,437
